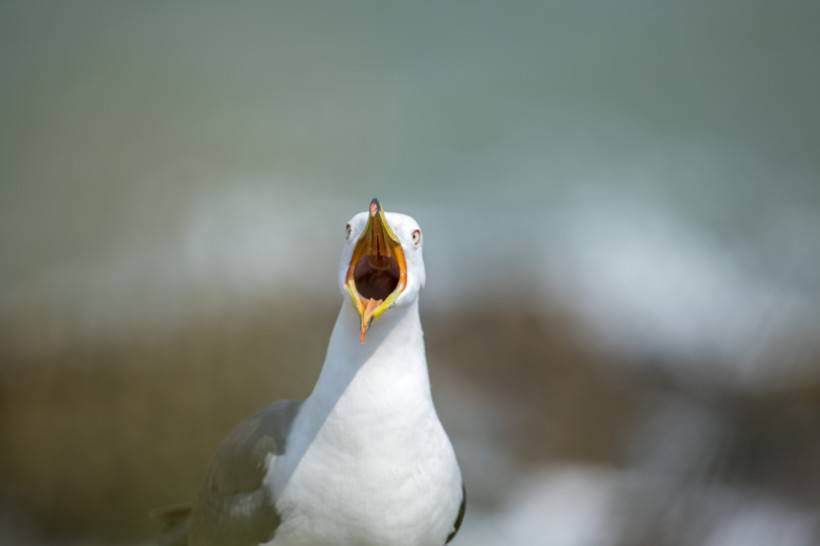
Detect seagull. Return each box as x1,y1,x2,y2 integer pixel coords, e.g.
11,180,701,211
157,198,465,546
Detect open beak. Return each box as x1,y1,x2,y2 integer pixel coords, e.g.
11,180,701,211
345,198,407,343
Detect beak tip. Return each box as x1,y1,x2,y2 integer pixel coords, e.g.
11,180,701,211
369,198,380,217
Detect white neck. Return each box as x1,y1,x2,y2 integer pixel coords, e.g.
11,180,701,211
275,299,435,493
307,298,432,420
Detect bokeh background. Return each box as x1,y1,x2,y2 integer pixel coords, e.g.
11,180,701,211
2,1,820,545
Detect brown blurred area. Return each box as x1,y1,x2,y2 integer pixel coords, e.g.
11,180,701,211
0,301,329,541
2,299,819,544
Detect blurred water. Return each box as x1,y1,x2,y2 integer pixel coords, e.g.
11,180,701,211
3,1,819,379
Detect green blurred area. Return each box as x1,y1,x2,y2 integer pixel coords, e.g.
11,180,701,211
0,301,329,540
2,0,820,292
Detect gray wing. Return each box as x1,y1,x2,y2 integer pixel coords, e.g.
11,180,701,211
189,400,302,546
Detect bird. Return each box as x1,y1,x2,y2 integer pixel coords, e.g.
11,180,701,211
156,198,465,546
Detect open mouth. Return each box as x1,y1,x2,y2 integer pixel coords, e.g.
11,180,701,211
345,199,407,343
353,254,401,301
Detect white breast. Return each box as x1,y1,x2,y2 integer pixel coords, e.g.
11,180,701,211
268,404,461,546
262,303,462,546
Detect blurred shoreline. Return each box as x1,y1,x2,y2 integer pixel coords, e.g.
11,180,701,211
2,297,818,544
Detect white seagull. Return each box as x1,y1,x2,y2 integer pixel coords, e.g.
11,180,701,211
158,199,465,546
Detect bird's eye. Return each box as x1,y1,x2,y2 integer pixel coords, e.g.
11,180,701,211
411,229,422,246
345,224,352,240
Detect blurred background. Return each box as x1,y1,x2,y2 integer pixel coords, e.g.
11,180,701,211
2,1,819,545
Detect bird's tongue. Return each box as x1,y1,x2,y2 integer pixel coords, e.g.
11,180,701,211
359,297,383,343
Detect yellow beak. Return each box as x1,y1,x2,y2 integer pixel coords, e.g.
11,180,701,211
344,198,407,343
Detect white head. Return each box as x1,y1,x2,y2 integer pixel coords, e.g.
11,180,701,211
338,198,426,342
